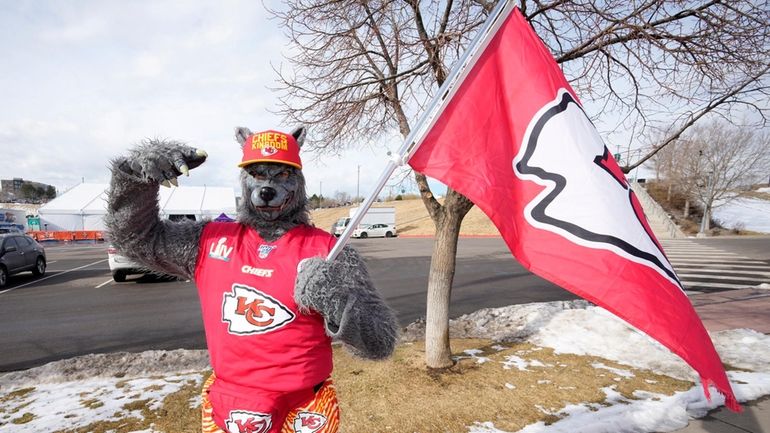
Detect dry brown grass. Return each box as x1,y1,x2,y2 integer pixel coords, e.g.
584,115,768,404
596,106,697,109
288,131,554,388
310,198,499,237
741,190,770,201
39,340,690,433
333,339,690,433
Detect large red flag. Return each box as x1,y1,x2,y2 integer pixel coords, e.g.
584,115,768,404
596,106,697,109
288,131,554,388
408,6,739,411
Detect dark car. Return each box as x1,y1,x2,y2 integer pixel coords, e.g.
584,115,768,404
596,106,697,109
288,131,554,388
0,233,47,288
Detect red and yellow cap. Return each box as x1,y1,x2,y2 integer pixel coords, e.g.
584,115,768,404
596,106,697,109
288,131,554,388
238,130,302,169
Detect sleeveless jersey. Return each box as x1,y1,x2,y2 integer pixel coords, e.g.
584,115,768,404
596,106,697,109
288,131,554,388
194,222,337,393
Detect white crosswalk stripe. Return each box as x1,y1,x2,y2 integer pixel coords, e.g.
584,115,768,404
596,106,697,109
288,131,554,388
660,239,770,294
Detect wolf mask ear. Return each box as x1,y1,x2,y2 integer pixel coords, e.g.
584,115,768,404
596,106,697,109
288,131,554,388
290,126,307,148
235,127,253,149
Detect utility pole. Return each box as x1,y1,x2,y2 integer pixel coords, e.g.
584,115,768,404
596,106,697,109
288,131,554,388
357,165,360,202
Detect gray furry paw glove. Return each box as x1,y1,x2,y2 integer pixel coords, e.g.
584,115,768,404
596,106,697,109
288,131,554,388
295,256,351,329
114,139,208,186
295,246,398,360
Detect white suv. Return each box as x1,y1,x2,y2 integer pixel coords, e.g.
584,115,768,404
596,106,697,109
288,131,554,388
107,246,146,282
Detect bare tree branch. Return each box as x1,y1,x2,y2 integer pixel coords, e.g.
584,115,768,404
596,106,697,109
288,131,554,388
625,62,770,172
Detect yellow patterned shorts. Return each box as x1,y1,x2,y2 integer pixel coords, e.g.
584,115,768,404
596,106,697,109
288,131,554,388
201,373,340,433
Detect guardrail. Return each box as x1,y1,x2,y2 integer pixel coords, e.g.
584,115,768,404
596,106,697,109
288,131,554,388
630,182,685,239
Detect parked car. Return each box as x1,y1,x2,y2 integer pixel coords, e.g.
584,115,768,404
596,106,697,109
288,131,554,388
0,233,46,288
107,245,146,282
351,223,397,239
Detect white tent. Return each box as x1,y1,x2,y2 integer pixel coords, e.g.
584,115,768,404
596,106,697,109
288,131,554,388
38,183,237,231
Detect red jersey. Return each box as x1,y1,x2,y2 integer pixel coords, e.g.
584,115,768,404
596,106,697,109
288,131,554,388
194,222,336,395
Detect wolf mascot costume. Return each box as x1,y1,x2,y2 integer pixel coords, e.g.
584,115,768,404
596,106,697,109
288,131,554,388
106,126,399,433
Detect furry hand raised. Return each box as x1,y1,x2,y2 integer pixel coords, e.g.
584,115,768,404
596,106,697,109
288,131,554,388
115,139,208,186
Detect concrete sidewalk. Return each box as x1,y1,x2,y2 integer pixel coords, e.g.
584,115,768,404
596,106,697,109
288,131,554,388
674,288,770,433
675,398,769,433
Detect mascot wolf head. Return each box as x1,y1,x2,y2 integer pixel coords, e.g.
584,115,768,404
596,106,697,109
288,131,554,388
235,126,310,240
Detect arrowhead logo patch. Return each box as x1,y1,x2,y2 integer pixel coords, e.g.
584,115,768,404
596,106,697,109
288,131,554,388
513,88,681,287
222,284,295,335
293,411,327,433
225,410,272,433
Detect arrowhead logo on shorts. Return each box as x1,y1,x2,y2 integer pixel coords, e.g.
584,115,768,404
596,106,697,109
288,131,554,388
513,88,681,287
225,410,272,433
293,411,327,433
222,284,295,335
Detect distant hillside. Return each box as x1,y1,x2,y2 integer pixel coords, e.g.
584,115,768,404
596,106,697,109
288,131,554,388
309,198,500,236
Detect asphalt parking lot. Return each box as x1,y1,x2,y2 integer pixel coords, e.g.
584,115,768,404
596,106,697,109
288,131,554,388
0,237,572,371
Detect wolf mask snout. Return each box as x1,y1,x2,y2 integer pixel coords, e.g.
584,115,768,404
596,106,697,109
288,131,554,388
259,186,277,202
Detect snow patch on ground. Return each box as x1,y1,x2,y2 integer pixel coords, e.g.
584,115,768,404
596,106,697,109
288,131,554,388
471,374,770,433
591,362,635,378
402,300,592,342
0,349,209,388
712,197,770,233
0,372,203,433
528,307,695,381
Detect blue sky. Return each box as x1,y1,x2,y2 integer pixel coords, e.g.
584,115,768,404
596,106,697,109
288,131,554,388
0,1,409,199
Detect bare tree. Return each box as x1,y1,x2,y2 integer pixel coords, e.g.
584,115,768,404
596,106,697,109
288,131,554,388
269,0,487,368
268,0,770,368
653,136,703,217
333,190,353,205
654,120,770,226
662,121,770,233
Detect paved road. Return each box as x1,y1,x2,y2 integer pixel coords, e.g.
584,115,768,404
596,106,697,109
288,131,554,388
2,236,767,372
0,238,574,371
661,238,770,293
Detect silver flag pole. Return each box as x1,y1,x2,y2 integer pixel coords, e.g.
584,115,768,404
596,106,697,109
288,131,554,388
326,0,514,261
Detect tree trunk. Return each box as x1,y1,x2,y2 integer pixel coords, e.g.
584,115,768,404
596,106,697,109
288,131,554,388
683,199,690,218
666,184,672,202
421,187,474,368
424,210,462,368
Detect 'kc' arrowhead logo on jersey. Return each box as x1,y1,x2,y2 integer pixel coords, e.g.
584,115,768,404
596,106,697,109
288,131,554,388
222,284,295,335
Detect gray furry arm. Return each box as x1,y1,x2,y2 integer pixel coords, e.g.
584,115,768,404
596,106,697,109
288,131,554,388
295,246,399,360
105,143,207,280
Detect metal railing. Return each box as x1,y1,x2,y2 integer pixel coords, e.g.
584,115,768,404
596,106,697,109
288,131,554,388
630,182,685,239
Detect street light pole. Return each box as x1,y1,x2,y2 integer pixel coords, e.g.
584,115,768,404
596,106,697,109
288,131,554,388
698,171,713,236
357,165,360,202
